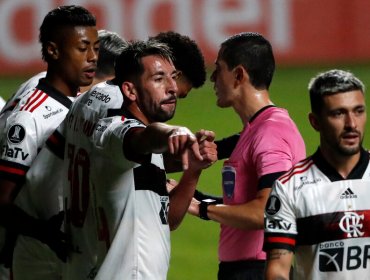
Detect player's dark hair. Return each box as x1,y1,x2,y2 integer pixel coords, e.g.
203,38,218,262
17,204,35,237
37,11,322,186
96,30,127,79
219,32,275,90
114,40,174,86
149,31,206,88
39,5,96,62
308,69,365,115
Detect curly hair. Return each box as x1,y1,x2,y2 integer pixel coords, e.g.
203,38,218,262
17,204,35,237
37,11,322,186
150,31,206,88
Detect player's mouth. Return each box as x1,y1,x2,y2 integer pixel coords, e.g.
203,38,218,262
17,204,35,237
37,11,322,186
161,97,177,109
84,67,96,79
342,132,360,144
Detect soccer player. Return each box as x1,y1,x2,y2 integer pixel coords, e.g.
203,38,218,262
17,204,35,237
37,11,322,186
9,29,126,280
151,31,239,168
188,32,306,279
62,39,217,279
0,5,98,280
264,69,369,280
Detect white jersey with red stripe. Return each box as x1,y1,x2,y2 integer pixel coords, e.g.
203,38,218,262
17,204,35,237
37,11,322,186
0,78,73,280
0,78,72,183
62,82,170,280
0,72,46,280
264,149,370,280
0,72,46,133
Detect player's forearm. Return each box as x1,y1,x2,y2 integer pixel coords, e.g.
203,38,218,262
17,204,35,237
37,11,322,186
131,122,174,154
207,196,267,229
265,250,293,280
168,168,201,230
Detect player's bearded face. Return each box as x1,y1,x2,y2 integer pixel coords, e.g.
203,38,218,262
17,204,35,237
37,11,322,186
136,56,178,122
139,90,177,122
319,90,366,156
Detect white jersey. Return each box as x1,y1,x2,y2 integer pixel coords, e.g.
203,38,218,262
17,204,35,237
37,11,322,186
0,72,46,280
62,82,171,280
0,72,46,132
0,78,73,280
264,149,370,280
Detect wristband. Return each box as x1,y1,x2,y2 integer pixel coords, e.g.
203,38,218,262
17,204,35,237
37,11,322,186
199,199,217,220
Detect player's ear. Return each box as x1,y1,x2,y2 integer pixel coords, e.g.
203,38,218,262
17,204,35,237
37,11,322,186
46,42,59,60
308,112,320,131
233,65,246,87
121,82,137,102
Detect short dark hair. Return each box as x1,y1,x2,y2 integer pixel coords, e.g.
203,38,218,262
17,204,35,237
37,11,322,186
308,69,365,115
39,5,96,62
114,40,174,86
96,30,127,79
150,31,206,88
219,32,275,90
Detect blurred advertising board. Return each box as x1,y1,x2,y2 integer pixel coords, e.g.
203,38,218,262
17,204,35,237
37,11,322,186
0,0,369,75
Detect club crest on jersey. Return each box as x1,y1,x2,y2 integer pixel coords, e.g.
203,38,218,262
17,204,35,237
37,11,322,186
339,212,364,238
266,195,281,216
7,124,26,144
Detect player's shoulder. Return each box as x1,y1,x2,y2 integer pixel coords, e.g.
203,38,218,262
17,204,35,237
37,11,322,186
74,81,123,116
277,156,314,186
86,81,123,106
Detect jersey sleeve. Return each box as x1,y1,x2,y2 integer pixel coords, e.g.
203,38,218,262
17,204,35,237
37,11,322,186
253,121,302,179
264,179,298,252
0,111,38,183
44,119,67,160
99,117,146,164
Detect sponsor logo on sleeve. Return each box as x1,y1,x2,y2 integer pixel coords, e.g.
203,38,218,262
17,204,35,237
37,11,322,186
7,124,26,144
43,108,63,119
1,145,29,161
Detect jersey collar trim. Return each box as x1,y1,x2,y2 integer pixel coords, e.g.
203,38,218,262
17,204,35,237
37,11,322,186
37,78,73,109
249,105,276,123
313,148,369,181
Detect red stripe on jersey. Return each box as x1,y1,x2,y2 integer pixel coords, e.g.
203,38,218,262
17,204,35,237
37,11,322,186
29,93,48,112
280,160,314,184
20,89,40,111
0,165,27,176
266,236,296,246
279,158,311,182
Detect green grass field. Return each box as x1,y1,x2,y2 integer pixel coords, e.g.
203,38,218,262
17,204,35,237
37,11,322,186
1,64,370,279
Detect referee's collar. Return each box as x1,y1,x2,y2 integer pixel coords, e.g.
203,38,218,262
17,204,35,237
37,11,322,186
312,147,369,181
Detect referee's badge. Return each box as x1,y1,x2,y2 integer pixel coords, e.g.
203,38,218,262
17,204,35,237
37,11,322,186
222,165,236,199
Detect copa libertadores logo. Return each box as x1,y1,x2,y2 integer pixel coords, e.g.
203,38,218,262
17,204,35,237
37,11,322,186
7,124,26,144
